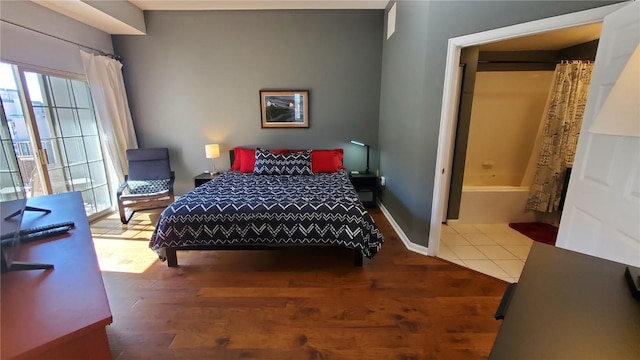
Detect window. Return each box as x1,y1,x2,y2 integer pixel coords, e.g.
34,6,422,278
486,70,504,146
0,62,111,216
0,102,23,200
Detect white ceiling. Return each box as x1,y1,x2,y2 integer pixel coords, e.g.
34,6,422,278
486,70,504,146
129,0,390,10
31,0,146,34
29,0,601,51
479,23,602,51
29,0,389,34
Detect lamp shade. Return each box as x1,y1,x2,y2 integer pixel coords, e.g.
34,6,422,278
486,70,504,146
205,144,220,159
589,44,640,137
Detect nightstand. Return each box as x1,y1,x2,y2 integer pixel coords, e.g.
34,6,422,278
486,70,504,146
349,173,378,208
194,172,219,187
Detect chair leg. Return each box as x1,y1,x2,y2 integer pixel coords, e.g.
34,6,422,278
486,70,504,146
119,204,126,224
119,206,134,224
119,193,173,224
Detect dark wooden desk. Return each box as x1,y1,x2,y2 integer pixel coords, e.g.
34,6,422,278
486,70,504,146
490,242,640,360
1,192,112,360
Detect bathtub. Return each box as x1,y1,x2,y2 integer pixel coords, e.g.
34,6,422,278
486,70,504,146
456,185,537,224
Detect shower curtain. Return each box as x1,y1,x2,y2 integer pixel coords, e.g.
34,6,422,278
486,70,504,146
526,61,594,213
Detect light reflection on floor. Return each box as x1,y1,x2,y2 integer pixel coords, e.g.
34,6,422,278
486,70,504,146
91,210,161,274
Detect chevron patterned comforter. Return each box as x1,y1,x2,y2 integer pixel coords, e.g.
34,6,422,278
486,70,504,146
149,170,384,258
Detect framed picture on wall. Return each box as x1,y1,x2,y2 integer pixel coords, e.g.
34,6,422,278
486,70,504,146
260,90,309,128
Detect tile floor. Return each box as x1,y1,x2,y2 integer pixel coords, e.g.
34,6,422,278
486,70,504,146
437,223,534,283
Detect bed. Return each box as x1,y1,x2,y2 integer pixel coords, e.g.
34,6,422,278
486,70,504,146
148,149,384,267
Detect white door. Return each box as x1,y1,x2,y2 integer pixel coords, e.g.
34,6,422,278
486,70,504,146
557,1,640,267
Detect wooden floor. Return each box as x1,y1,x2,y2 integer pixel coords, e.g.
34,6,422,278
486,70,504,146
91,207,508,360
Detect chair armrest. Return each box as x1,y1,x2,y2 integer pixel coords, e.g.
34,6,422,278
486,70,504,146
168,171,175,193
117,175,130,198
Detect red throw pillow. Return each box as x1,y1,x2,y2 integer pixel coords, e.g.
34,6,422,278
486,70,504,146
238,148,288,173
230,147,244,171
332,149,345,169
238,148,256,173
311,149,345,173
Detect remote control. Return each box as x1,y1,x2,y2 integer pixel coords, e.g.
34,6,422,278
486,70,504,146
19,226,73,243
1,221,75,241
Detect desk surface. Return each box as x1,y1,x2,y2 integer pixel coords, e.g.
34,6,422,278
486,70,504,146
1,192,112,359
489,242,640,359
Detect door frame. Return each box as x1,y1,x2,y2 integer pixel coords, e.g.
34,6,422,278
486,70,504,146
428,2,630,256
440,64,465,223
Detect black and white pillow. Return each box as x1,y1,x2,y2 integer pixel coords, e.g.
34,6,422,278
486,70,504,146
127,179,170,195
254,149,313,175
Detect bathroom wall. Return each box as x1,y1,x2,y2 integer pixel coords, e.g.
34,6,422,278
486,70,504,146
463,71,555,186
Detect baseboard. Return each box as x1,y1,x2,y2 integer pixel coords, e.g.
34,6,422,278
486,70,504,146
445,219,460,226
377,201,432,257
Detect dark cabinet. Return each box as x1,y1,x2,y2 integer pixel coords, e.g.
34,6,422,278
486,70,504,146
194,172,219,187
349,173,378,208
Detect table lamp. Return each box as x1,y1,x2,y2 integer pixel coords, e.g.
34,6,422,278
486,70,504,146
205,144,220,174
350,140,370,174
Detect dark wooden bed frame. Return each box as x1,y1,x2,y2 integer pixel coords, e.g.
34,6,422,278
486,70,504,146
165,245,363,267
163,150,364,267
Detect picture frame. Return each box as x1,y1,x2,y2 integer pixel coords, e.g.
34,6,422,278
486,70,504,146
260,90,309,128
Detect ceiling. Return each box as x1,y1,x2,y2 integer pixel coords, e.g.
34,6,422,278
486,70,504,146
478,23,602,51
129,1,390,10
31,0,146,34
29,0,601,51
29,0,389,34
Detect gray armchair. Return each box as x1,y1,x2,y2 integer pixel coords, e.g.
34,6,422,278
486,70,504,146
117,148,175,224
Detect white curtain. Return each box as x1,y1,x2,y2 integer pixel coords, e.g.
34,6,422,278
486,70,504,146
80,50,138,195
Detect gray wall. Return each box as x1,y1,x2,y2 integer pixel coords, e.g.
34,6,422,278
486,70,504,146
378,1,619,247
113,10,383,195
0,1,113,75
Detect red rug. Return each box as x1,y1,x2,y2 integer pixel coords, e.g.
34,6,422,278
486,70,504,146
508,222,558,246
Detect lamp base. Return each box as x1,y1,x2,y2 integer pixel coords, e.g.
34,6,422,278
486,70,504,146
207,159,219,175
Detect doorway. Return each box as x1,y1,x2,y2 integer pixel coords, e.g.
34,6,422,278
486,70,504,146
453,30,600,221
0,62,112,217
441,30,602,281
427,2,629,281
429,2,627,256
